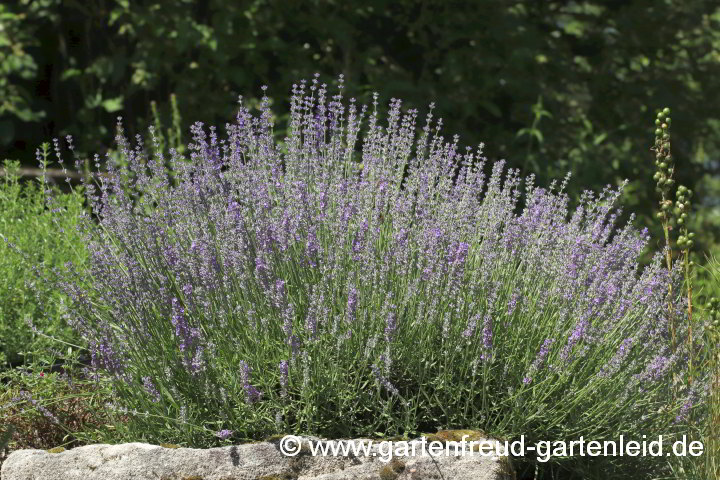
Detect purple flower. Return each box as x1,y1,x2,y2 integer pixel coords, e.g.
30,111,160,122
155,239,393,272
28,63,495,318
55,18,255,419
507,292,521,316
675,400,691,424
215,429,233,440
239,360,263,404
384,310,397,341
674,388,698,424
274,279,287,309
481,313,493,360
346,285,358,323
306,228,320,266
351,220,368,259
635,354,672,383
598,337,633,378
90,337,124,377
279,360,289,397
254,256,271,290
170,298,201,353
462,314,480,338
142,376,162,402
13,391,60,424
523,338,554,385
560,319,589,361
448,242,470,265
370,363,399,396
305,291,324,339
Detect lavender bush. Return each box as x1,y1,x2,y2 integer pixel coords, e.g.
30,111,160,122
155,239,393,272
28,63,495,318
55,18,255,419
52,75,706,476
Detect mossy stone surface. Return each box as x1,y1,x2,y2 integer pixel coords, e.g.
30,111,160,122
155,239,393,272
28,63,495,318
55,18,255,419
422,429,488,443
378,458,405,480
3,437,511,480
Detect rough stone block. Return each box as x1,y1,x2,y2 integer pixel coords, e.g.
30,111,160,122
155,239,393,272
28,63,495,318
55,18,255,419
1,434,514,480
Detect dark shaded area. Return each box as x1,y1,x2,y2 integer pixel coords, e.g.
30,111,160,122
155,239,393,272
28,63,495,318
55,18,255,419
229,445,239,466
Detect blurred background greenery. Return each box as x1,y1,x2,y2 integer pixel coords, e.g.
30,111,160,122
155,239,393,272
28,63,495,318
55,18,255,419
1,0,719,287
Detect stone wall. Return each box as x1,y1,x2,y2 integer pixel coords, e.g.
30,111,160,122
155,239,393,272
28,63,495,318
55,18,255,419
1,433,515,480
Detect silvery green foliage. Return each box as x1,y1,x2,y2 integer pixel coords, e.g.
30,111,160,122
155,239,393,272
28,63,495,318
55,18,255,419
56,75,704,476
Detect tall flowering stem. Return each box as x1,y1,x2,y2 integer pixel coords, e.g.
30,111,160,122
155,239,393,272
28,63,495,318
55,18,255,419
652,108,677,348
651,108,696,385
675,180,696,385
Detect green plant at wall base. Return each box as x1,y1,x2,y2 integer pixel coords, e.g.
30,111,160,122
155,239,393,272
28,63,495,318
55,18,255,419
0,154,87,367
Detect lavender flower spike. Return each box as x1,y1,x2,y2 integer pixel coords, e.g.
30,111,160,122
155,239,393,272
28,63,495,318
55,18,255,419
239,360,263,404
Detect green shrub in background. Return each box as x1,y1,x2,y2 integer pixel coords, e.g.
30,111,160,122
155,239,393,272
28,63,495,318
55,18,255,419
0,156,87,367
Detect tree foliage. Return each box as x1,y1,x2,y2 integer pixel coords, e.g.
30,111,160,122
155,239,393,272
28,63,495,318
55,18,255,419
2,0,720,254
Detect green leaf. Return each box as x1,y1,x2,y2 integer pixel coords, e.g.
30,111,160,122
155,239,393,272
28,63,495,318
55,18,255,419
108,9,124,26
60,68,82,81
85,91,102,109
516,127,530,138
10,104,45,122
531,129,543,143
101,96,124,112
